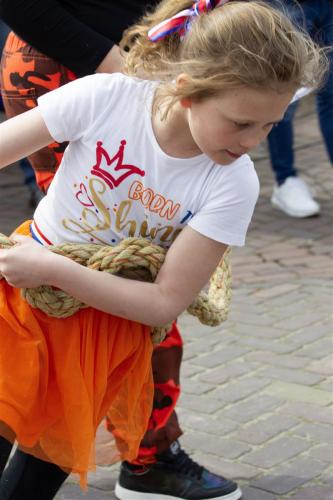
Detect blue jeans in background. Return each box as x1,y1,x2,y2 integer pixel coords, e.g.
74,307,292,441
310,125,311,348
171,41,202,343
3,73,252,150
267,0,333,185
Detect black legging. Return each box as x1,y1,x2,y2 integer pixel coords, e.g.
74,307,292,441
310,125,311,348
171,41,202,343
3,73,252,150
0,437,12,475
0,438,69,500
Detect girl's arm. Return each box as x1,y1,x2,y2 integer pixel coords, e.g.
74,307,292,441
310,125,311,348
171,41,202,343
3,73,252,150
0,227,227,326
0,108,53,169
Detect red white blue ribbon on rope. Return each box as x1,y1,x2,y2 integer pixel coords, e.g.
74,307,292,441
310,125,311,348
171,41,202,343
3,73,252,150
148,0,229,42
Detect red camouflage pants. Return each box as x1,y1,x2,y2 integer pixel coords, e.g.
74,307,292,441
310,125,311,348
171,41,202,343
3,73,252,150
0,32,183,463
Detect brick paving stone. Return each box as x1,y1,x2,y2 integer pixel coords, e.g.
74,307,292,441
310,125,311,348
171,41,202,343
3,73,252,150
254,284,300,299
231,293,270,306
273,312,326,331
251,457,328,495
258,366,324,386
227,311,275,326
237,336,298,354
198,360,259,385
220,395,283,423
293,422,333,445
280,255,333,268
232,255,264,266
262,291,310,308
87,467,119,491
240,271,299,285
310,444,333,463
180,363,205,377
179,412,238,435
318,378,333,391
240,486,277,499
232,323,289,340
298,268,333,279
280,401,333,425
240,436,310,468
180,432,250,459
268,300,313,318
211,376,271,403
232,268,259,282
190,346,250,368
295,338,333,360
181,378,215,395
192,452,259,480
182,336,232,358
228,300,269,315
179,393,225,414
288,485,333,499
263,381,333,406
321,470,333,487
244,351,311,369
309,355,333,375
178,315,225,338
286,323,333,345
180,350,196,362
185,335,227,352
266,250,313,262
56,483,116,499
236,414,298,445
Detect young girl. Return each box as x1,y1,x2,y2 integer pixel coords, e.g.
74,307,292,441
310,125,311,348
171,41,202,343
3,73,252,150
0,0,327,498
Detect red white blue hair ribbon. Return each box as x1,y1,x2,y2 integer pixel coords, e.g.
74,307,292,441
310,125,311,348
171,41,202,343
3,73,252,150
148,0,229,42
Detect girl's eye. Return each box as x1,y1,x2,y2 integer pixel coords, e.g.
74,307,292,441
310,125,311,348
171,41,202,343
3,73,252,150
234,122,250,128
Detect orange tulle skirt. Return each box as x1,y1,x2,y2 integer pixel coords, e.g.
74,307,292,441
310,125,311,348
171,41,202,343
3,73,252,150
0,221,154,487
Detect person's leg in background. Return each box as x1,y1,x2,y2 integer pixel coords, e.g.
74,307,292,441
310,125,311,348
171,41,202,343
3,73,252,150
267,101,299,186
0,19,9,113
0,31,74,194
115,323,241,500
19,157,44,207
267,0,331,218
267,100,321,217
0,22,43,208
315,0,333,167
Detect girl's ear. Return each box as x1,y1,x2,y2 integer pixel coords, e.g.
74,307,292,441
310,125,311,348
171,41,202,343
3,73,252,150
176,73,192,109
176,72,190,87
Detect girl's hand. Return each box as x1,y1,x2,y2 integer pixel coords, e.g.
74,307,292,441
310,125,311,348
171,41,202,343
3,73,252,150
0,234,56,288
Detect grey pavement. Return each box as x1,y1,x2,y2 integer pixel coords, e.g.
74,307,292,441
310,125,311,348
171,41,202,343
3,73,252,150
0,96,332,499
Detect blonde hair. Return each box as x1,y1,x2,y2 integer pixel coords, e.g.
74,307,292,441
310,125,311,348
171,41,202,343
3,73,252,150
121,0,329,116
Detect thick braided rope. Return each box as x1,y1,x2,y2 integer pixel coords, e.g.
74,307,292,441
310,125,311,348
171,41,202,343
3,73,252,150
0,234,231,343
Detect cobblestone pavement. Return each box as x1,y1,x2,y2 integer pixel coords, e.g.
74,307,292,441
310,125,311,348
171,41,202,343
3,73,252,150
0,97,332,499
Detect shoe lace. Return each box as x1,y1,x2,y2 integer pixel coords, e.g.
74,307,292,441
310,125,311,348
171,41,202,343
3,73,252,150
169,449,204,480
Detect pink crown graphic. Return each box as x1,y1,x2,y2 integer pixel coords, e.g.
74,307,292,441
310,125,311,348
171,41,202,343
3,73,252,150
91,140,145,189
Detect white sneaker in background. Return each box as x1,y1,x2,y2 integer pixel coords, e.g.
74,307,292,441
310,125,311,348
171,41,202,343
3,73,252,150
271,176,320,218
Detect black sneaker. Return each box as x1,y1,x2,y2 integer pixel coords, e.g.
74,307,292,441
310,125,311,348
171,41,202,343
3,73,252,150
115,441,242,499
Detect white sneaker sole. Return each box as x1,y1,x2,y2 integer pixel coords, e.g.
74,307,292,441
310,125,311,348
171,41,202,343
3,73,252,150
271,194,320,218
115,482,242,500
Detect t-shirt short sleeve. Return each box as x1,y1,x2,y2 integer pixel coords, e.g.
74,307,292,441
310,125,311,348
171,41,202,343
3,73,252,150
37,73,121,143
188,157,259,246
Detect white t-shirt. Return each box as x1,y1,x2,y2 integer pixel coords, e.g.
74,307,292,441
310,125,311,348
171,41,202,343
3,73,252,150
34,73,259,248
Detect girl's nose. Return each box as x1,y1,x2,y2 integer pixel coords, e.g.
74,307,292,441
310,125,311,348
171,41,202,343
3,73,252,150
239,129,267,151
